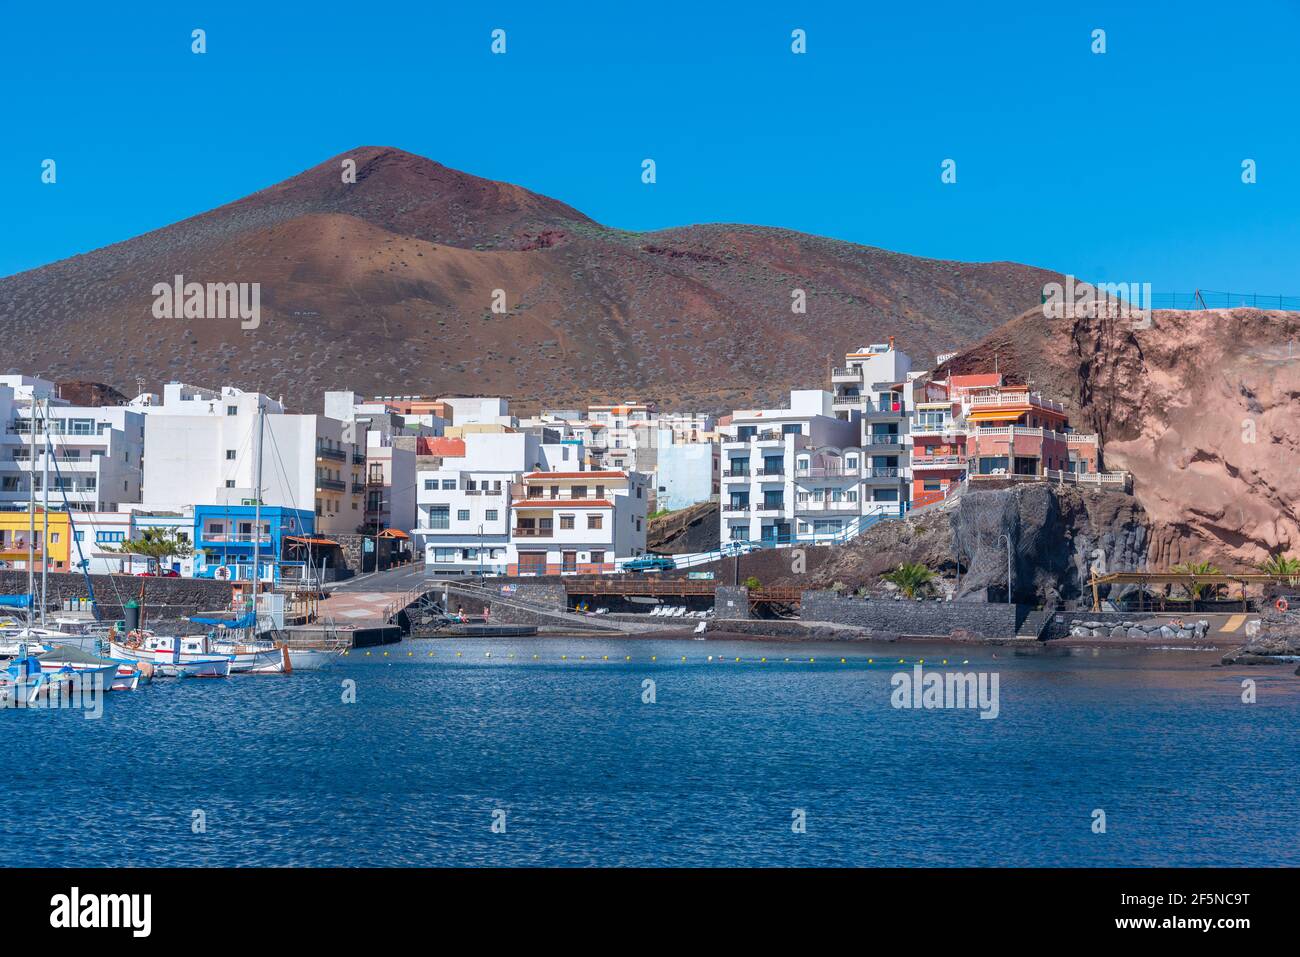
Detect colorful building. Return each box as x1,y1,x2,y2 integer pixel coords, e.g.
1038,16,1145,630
0,509,72,571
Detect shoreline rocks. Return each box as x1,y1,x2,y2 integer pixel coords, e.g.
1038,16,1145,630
1068,618,1208,641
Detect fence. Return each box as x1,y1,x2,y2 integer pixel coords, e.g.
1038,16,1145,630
1151,290,1300,311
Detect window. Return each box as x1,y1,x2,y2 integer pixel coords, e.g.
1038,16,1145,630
433,548,457,562
428,506,450,530
560,514,575,530
74,531,84,542
636,519,641,531
95,531,125,544
485,509,498,522
226,450,236,460
225,480,236,488
226,406,238,416
782,423,801,435
595,484,604,498
539,517,554,532
729,527,746,541
924,480,941,491
439,479,454,490
571,485,587,500
528,485,542,498
84,477,96,491
457,509,470,522
587,514,602,530
590,550,605,565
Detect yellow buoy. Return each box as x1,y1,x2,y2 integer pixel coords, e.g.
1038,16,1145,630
840,658,846,663
760,657,767,663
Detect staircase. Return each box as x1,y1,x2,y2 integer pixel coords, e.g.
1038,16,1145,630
1015,605,1056,640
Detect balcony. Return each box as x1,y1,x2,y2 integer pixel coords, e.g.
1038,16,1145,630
912,422,961,435
721,469,750,479
795,466,858,479
831,366,863,382
201,532,272,544
795,499,859,512
865,433,903,446
862,467,900,479
352,452,366,465
316,478,346,491
316,446,347,462
755,469,786,481
351,482,366,493
864,402,905,419
722,502,752,514
912,455,967,470
512,527,554,538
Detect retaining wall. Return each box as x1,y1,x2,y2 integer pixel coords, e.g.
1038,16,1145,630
799,590,1019,639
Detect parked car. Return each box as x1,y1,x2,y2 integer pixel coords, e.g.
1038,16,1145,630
622,555,676,573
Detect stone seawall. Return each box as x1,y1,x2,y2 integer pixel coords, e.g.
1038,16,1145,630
0,570,234,623
799,590,1019,640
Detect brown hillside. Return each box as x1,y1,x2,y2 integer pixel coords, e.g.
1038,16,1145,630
1,146,1058,411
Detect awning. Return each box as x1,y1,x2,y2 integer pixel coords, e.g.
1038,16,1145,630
284,535,340,547
967,410,1026,422
377,528,409,539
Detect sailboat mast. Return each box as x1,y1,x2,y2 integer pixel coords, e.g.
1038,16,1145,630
40,398,50,626
25,397,35,626
252,399,264,606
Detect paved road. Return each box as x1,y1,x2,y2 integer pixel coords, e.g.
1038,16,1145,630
327,562,434,593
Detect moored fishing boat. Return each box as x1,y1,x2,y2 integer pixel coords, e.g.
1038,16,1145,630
37,644,143,691
108,631,233,678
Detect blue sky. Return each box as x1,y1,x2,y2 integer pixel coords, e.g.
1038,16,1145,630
3,0,1298,293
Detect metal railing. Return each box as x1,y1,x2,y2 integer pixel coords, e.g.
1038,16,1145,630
315,446,347,462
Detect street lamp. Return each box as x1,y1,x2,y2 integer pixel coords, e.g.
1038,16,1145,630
998,533,1013,604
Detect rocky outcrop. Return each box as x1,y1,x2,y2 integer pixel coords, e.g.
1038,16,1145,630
1222,602,1300,668
939,306,1300,568
647,501,720,554
806,483,1150,606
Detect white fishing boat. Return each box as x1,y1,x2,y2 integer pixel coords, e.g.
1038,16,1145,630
0,652,65,704
108,632,232,678
37,644,145,691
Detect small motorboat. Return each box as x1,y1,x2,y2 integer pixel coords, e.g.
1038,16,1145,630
37,644,142,691
1,652,57,705
36,645,120,688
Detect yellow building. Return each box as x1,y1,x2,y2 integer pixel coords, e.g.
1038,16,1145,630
0,510,72,571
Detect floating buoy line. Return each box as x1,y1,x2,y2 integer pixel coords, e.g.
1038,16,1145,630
343,649,972,667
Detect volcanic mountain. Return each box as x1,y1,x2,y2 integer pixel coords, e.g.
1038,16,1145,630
938,305,1300,567
1,146,1058,412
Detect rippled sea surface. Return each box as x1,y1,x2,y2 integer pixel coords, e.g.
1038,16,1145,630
2,637,1296,867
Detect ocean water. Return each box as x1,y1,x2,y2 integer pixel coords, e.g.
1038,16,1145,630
2,638,1296,867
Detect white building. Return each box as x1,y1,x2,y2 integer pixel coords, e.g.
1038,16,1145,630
414,432,646,575
135,382,364,535
829,340,916,510
0,376,144,514
655,437,719,511
720,389,866,546
509,469,648,574
415,431,581,574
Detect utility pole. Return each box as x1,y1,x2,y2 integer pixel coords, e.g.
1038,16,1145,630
25,399,35,625
252,399,265,603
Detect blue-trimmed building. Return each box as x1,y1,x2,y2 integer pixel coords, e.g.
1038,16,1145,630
193,505,314,582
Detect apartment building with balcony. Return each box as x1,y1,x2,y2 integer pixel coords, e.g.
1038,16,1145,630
910,372,1104,506
0,376,145,514
136,382,364,534
720,390,860,546
324,391,422,534
828,340,916,510
415,431,583,574
509,470,648,574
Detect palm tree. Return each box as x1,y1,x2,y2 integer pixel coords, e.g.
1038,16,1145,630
104,528,194,565
1171,561,1220,604
881,562,935,599
1257,554,1300,584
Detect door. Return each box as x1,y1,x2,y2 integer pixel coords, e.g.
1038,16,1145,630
518,552,547,575
562,551,578,573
